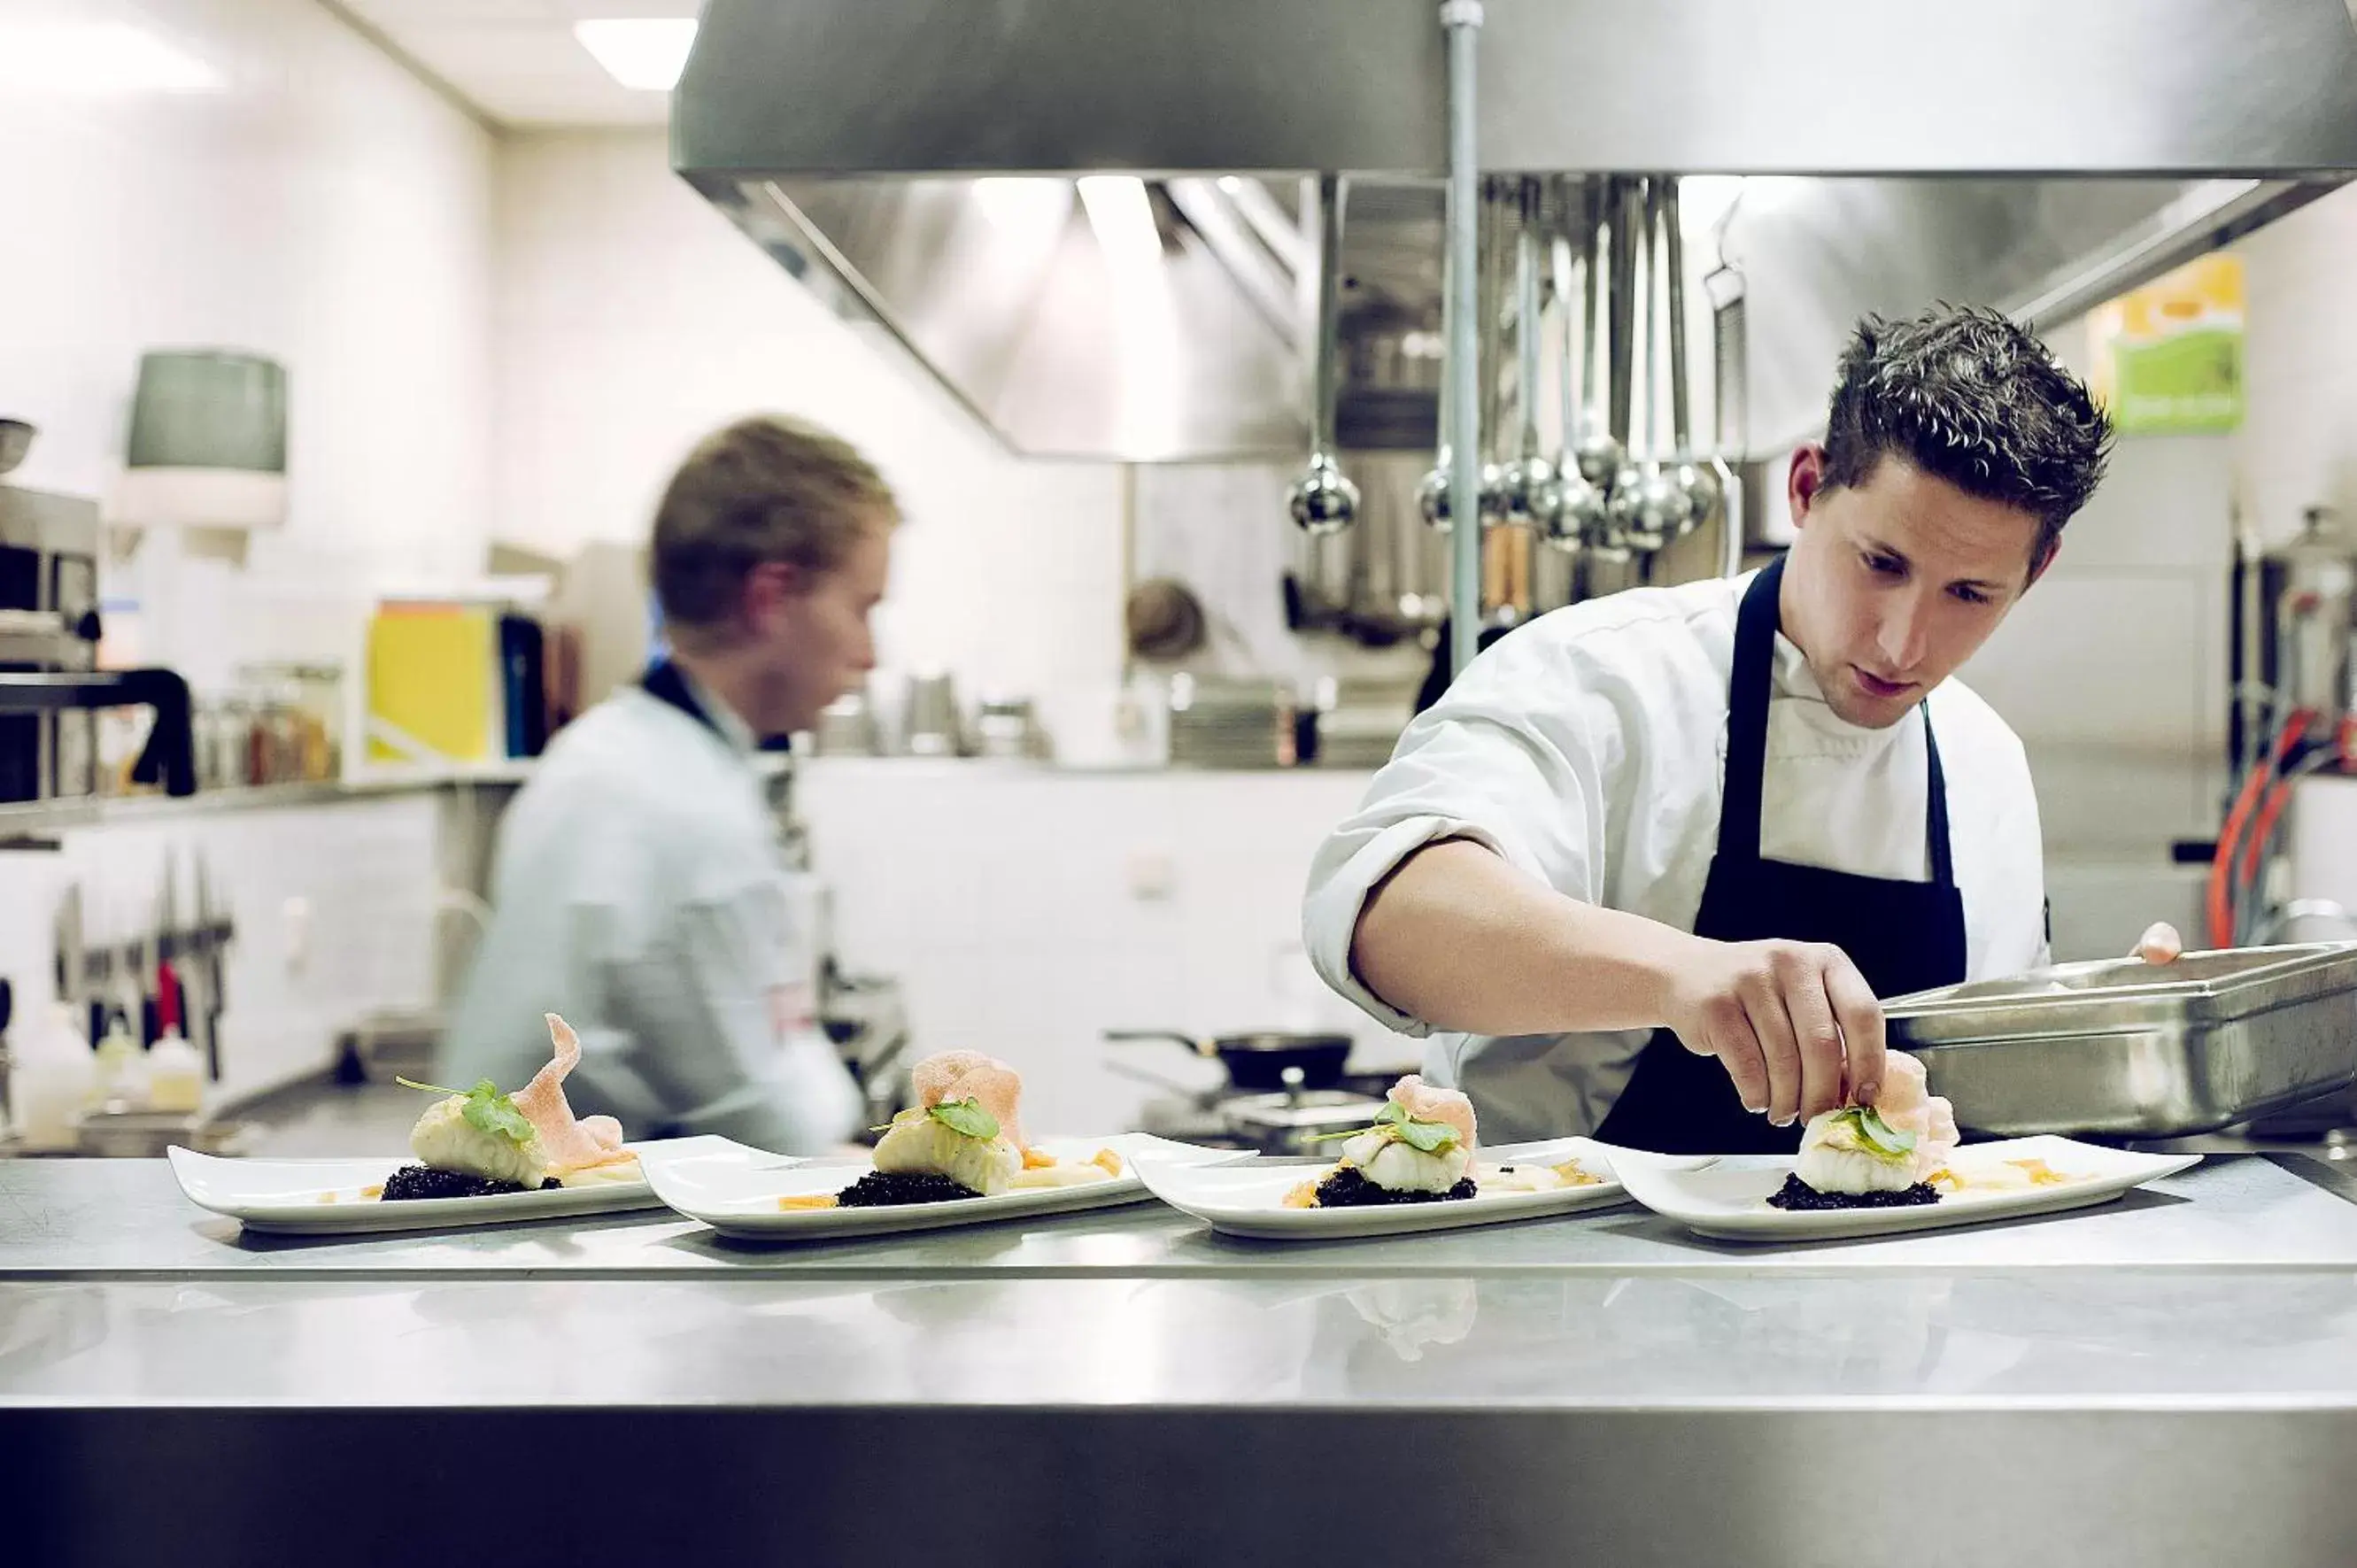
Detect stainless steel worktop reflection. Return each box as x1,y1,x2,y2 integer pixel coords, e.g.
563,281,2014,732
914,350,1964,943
8,1153,2357,1279
7,1270,2357,1408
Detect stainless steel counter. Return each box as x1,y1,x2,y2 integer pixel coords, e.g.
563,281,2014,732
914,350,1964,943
10,1153,2357,1278
7,1156,2357,1566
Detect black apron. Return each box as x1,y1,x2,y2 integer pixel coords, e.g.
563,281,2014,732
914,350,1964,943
1593,556,1968,1155
644,657,797,752
642,657,722,738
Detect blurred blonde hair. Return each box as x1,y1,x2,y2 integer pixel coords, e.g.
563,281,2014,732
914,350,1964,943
650,415,897,639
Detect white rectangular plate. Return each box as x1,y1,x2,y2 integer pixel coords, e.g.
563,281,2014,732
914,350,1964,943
166,1140,684,1235
1610,1135,2203,1243
1132,1137,1627,1240
637,1132,1239,1240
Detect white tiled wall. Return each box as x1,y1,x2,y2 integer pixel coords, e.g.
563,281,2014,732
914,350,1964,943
1959,434,2234,855
2231,182,2357,543
0,793,444,1108
492,129,1130,725
795,760,1407,1135
0,0,492,1117
0,0,496,583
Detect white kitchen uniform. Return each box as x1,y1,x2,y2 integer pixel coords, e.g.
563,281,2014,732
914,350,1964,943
1302,569,2049,1144
441,665,862,1154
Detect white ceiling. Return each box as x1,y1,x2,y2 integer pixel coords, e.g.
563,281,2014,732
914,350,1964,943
331,0,695,127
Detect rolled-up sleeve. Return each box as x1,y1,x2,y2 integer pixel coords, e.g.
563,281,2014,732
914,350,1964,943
1302,630,1624,1033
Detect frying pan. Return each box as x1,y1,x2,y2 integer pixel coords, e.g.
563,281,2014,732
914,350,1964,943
1104,1028,1354,1092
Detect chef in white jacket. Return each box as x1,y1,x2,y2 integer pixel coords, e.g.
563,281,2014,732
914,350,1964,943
442,415,891,1153
1304,305,2178,1150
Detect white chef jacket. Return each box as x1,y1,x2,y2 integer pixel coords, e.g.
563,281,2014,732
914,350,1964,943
441,670,862,1154
1302,570,2048,1143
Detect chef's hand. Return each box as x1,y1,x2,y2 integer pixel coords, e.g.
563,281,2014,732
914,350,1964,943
1662,938,1886,1127
2132,922,2183,964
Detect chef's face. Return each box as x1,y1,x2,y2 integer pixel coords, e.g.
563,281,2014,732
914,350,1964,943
749,515,891,735
1781,444,2046,730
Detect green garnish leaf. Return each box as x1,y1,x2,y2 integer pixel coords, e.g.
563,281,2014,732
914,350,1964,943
926,1097,1000,1141
396,1075,537,1148
461,1081,538,1146
1302,1104,1463,1155
1843,1104,1918,1158
1376,1100,1463,1155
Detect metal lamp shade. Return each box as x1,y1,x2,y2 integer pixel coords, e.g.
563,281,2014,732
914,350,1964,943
116,351,289,530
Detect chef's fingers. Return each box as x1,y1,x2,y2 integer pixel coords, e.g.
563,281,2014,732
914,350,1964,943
1742,986,1804,1127
1781,954,1847,1121
1687,994,1770,1116
1820,947,1887,1108
2134,922,2183,964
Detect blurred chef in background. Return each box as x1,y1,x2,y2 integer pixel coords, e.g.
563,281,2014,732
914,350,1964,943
442,414,892,1152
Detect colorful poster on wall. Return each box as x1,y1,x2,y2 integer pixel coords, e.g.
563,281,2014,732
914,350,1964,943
2087,254,2245,434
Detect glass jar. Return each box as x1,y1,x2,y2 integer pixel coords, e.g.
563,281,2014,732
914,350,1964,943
232,662,344,784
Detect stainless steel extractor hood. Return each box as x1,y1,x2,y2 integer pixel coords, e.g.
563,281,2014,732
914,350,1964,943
675,0,2357,461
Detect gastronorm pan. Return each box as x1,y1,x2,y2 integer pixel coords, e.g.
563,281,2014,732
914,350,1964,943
1883,943,2357,1137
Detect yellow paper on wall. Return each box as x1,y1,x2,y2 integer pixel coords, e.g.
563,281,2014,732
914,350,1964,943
366,604,497,764
2087,254,2245,434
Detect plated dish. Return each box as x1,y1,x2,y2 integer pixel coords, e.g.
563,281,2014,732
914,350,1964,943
823,1050,1130,1208
638,1047,1238,1239
1769,1052,1958,1210
1279,1076,1605,1209
383,1013,643,1199
166,1143,676,1235
638,1132,1232,1240
1135,1077,1625,1240
1611,1134,2203,1242
169,1014,669,1234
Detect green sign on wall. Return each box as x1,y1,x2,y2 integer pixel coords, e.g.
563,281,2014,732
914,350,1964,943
2090,255,2245,436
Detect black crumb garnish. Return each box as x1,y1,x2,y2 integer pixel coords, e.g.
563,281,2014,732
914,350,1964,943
1312,1166,1478,1207
837,1170,984,1208
1766,1172,1940,1210
380,1165,556,1201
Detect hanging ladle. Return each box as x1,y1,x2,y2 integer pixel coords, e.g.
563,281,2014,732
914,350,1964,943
1659,178,1721,536
1570,174,1624,492
1475,175,1513,530
1417,205,1457,532
1608,177,1693,553
1418,181,1510,533
1288,174,1359,536
1588,177,1642,563
1542,176,1603,555
1502,176,1560,531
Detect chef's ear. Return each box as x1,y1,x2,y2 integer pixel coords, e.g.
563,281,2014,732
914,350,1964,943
1786,444,1829,528
739,560,809,626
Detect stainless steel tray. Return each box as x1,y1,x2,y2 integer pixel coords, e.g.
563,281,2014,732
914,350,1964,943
1883,943,2357,1137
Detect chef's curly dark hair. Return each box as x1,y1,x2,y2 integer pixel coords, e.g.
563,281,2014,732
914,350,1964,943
1820,304,2114,566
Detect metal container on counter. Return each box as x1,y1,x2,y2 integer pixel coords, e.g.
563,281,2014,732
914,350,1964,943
972,695,1045,760
812,684,879,756
70,1108,241,1158
1164,674,1295,769
1886,942,2357,1137
900,671,964,756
